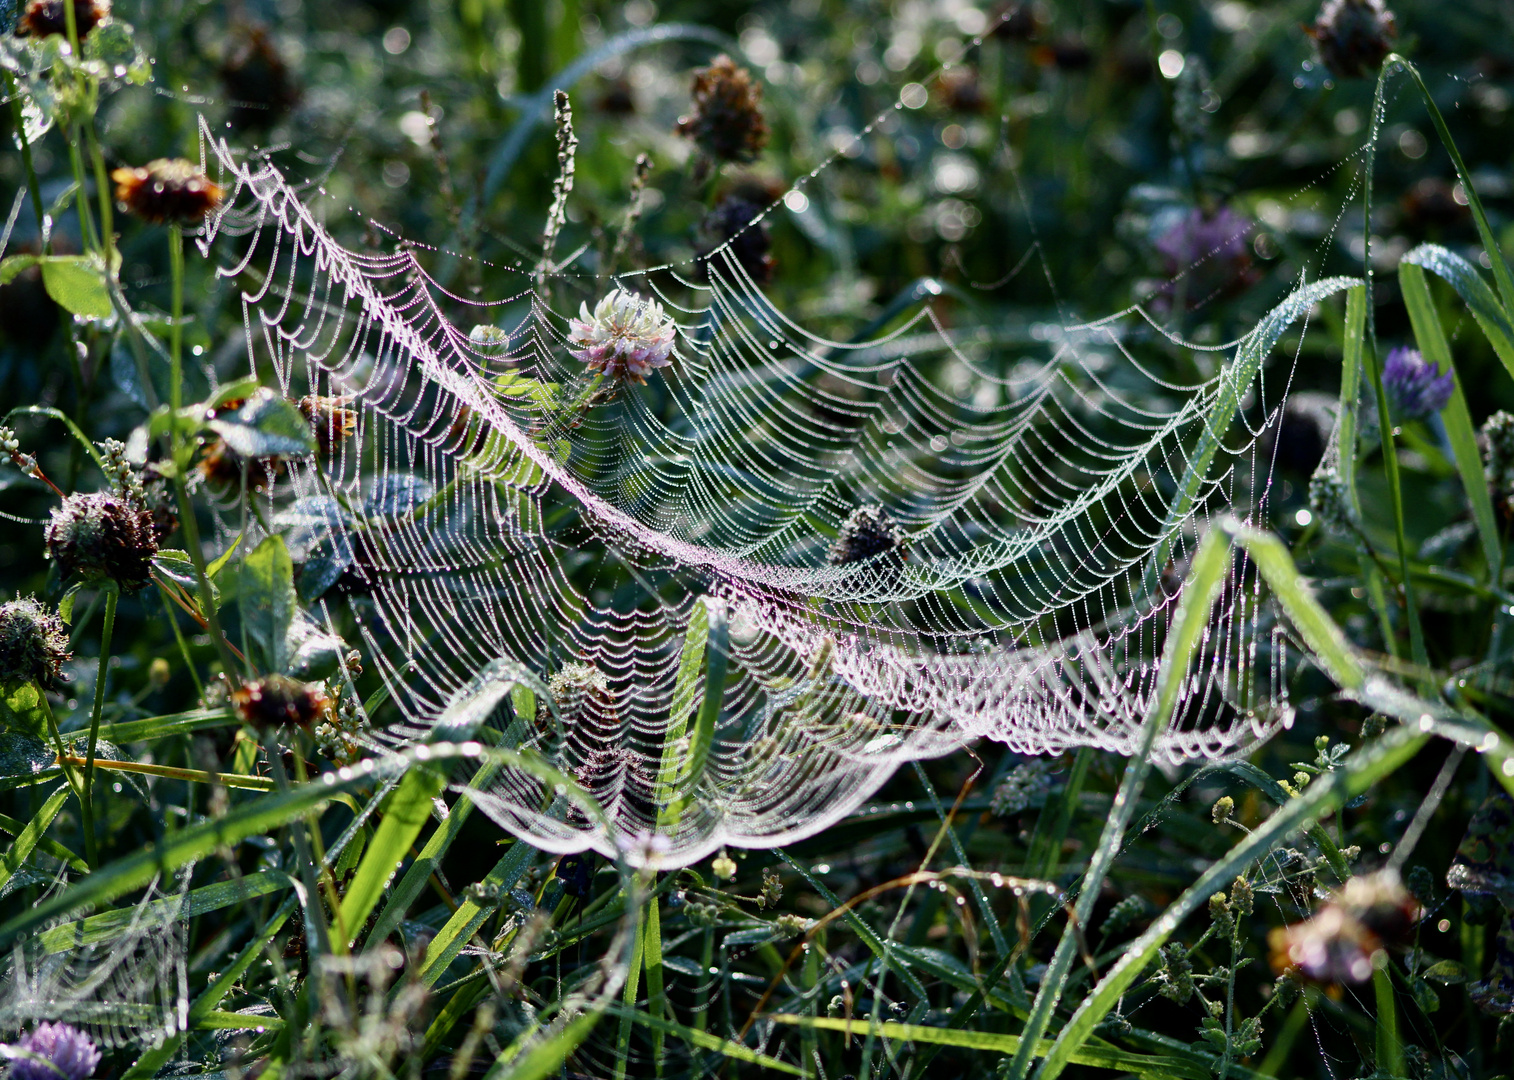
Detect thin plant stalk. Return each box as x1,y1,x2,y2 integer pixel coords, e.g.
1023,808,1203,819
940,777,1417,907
1360,63,1430,674
80,586,117,869
166,224,240,681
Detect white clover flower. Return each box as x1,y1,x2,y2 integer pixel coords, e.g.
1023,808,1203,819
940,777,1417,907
567,288,677,385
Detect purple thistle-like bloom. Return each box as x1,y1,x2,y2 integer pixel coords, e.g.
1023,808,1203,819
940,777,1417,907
1152,206,1258,309
1381,346,1454,421
4,1023,101,1080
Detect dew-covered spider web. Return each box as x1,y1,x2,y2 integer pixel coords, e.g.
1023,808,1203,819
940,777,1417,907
190,44,1369,867
0,870,190,1048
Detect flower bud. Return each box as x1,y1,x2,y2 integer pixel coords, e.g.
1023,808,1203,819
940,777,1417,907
0,596,71,689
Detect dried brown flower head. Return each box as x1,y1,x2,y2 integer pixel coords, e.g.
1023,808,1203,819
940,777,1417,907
233,674,333,732
197,438,285,492
16,0,108,39
676,55,769,164
1306,0,1397,80
297,395,358,455
44,490,159,592
111,159,224,225
220,25,300,131
1268,869,1420,984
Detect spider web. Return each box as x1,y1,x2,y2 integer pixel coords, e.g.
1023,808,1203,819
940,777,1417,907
0,872,190,1049
191,55,1357,866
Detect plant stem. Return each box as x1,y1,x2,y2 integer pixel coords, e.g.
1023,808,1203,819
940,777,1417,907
81,586,117,870
165,224,240,682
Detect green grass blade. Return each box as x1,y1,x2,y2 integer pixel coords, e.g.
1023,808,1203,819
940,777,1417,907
643,895,666,1074
1401,243,1514,382
335,762,445,949
1148,276,1361,586
0,784,73,889
1391,55,1514,310
613,1007,804,1076
770,1016,1209,1078
1336,284,1366,516
485,1009,603,1080
1034,724,1430,1080
1399,261,1503,575
1373,964,1403,1078
40,870,295,952
1227,523,1366,690
418,842,535,988
365,758,503,952
1008,526,1231,1080
614,903,646,1080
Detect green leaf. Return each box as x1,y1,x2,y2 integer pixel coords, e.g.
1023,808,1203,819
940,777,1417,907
417,843,535,988
1400,244,1514,383
40,256,114,319
1422,959,1471,984
242,536,297,673
0,679,52,742
0,744,466,951
207,533,244,579
153,549,220,610
208,390,315,458
335,765,446,950
0,253,41,286
0,785,73,892
1400,260,1504,575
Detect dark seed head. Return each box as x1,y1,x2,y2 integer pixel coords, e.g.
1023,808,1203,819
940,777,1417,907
0,596,72,689
45,490,159,591
1307,0,1397,80
694,196,774,286
219,24,300,131
233,674,333,732
15,0,108,39
111,158,224,225
676,54,769,165
828,505,907,567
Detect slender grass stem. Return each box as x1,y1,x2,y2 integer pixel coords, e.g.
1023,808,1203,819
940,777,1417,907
54,754,275,791
80,586,117,870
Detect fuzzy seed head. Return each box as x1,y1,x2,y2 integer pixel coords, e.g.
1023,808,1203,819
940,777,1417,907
1307,0,1397,80
828,505,907,567
15,0,108,39
232,674,333,732
567,289,677,385
0,596,71,689
297,395,358,456
45,490,158,591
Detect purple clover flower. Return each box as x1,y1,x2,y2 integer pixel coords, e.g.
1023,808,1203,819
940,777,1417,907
1152,206,1257,309
1381,346,1454,422
4,1023,101,1080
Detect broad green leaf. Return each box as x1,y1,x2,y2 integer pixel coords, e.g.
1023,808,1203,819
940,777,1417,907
40,256,113,319
242,536,297,673
0,679,52,742
208,389,315,458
